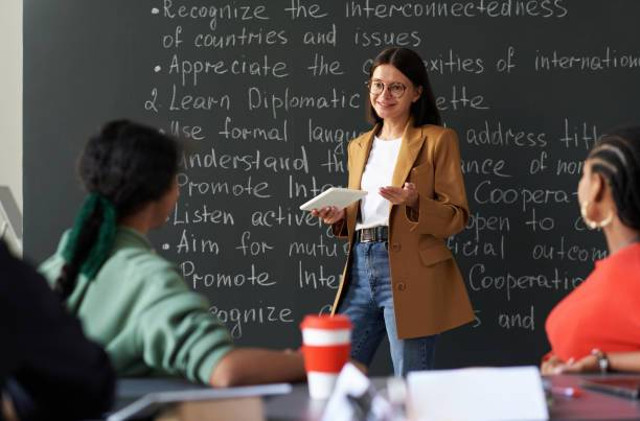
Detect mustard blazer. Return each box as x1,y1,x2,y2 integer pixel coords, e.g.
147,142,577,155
331,122,474,339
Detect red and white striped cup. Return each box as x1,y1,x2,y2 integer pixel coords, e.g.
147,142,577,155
300,314,352,399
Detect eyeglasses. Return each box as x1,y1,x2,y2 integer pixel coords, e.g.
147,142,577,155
367,80,407,98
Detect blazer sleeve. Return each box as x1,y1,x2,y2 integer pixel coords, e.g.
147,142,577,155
405,128,470,238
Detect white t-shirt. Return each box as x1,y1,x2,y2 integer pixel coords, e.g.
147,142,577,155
356,136,402,230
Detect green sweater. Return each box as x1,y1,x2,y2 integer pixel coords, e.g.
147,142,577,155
39,227,234,384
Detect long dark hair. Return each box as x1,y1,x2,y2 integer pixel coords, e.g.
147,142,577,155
55,120,180,300
366,47,442,127
588,125,640,230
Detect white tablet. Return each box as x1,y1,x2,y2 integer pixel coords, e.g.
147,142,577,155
107,383,292,421
299,187,367,211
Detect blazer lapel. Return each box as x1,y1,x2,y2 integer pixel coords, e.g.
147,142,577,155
391,123,426,187
349,125,378,190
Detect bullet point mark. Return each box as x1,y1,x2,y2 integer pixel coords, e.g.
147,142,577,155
162,243,170,250
154,65,162,72
151,8,160,14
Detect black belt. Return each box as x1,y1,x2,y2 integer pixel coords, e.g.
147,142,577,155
356,226,388,243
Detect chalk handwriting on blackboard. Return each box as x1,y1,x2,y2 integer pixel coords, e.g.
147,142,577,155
26,0,640,367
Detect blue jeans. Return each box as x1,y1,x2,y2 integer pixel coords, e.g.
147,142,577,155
338,241,437,377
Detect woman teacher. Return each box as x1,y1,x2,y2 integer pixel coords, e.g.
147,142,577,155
312,47,474,376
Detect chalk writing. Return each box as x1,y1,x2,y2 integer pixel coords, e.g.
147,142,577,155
125,0,630,367
209,304,294,339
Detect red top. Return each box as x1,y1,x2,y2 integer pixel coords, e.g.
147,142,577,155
546,243,640,361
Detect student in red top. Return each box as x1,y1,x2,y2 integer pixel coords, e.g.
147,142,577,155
543,126,640,375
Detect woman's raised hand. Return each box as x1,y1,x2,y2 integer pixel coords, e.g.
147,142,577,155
379,182,418,208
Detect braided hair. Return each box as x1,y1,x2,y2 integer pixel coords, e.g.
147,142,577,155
55,120,180,300
587,126,640,231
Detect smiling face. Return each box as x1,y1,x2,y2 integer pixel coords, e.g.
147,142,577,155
369,64,422,124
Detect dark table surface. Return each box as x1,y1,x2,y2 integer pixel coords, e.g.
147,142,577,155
111,374,640,420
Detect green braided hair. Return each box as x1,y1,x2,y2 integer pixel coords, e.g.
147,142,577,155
57,193,116,297
55,120,180,301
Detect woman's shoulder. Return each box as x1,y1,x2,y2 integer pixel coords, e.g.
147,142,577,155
418,125,460,154
86,228,178,287
419,124,457,138
110,244,176,276
596,243,640,284
99,246,187,302
348,127,375,144
38,227,166,272
111,228,172,265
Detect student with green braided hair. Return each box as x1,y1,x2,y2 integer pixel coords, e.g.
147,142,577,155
39,120,305,387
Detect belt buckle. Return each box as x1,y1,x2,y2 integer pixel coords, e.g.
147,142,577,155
360,229,373,243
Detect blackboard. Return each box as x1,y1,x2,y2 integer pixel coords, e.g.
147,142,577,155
24,0,640,374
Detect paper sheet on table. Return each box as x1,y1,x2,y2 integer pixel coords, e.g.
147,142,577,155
407,366,549,421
